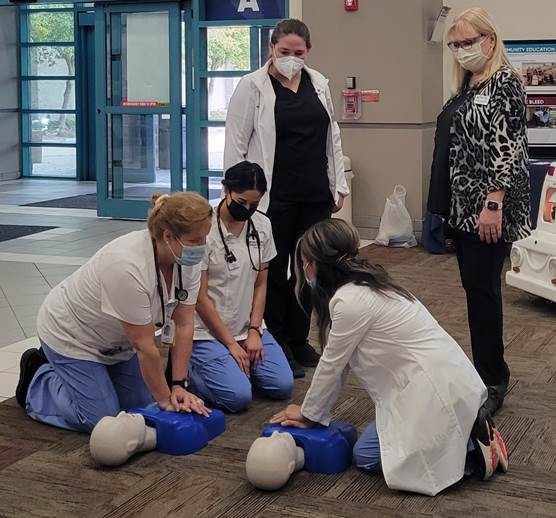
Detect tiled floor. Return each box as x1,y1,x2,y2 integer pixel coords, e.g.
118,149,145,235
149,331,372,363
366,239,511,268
0,179,143,400
0,179,371,402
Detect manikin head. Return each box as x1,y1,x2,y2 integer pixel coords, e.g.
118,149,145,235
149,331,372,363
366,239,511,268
90,412,155,466
245,431,304,491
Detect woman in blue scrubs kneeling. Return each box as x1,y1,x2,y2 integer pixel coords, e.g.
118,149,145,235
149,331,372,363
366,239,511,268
16,192,213,432
184,161,294,412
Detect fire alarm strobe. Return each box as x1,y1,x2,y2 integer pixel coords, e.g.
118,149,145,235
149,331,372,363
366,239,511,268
344,0,359,12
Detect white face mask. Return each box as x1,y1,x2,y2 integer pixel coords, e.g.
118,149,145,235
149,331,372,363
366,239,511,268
454,38,488,73
273,52,304,80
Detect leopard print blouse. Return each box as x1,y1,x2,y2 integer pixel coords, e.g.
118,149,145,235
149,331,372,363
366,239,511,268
448,65,531,243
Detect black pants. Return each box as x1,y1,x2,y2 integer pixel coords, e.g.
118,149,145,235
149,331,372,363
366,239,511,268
453,230,510,387
264,197,332,351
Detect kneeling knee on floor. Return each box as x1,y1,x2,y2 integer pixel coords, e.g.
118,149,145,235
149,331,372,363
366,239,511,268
353,445,381,473
76,400,120,433
221,387,252,413
266,378,294,400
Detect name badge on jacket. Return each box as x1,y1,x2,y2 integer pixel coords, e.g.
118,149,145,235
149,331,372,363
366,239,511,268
474,95,490,106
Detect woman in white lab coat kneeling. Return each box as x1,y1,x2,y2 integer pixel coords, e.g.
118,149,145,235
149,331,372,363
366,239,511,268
271,219,508,496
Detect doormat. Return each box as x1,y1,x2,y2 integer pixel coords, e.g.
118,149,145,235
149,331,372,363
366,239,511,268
0,225,58,242
24,194,97,210
23,188,221,210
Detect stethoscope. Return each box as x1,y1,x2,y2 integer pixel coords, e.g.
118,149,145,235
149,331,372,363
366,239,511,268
152,240,188,330
216,199,266,272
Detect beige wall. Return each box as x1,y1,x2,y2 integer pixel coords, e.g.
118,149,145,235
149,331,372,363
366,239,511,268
289,0,302,19
443,0,556,99
302,0,444,237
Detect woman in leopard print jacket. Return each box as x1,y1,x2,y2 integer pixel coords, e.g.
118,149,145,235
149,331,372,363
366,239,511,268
428,8,530,417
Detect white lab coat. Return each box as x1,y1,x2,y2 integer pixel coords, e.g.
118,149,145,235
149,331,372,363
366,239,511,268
301,283,487,496
224,61,350,212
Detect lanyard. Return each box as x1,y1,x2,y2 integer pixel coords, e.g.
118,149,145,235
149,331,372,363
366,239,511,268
152,240,186,329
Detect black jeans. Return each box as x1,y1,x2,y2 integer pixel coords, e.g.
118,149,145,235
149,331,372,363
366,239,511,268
452,230,510,387
264,197,332,352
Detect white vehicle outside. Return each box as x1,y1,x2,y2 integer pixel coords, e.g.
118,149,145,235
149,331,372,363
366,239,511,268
506,162,556,302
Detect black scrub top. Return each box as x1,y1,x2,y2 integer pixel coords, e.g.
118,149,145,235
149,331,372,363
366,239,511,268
428,90,471,217
270,70,331,204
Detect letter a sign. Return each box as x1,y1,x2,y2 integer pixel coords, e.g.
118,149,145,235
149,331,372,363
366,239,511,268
205,1,286,21
238,0,260,12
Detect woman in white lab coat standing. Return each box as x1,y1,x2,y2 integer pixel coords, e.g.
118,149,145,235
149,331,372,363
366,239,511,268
224,19,350,379
271,219,509,496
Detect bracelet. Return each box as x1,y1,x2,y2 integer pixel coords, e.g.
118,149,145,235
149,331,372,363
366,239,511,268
171,379,188,389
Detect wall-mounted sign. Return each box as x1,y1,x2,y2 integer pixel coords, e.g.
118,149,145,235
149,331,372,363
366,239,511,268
204,0,287,21
362,90,380,102
506,40,556,147
120,101,169,107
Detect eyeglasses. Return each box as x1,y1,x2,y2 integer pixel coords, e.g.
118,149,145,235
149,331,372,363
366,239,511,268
447,35,484,52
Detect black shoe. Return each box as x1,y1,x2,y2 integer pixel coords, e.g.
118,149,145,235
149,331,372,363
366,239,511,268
291,342,321,368
481,384,506,417
281,344,305,379
470,410,498,480
16,348,48,408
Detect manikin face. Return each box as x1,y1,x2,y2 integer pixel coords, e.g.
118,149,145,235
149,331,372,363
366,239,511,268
245,431,301,490
269,430,297,453
90,412,148,466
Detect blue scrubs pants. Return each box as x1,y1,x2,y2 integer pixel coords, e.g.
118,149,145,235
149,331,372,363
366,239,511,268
189,331,294,412
353,420,477,476
26,341,153,433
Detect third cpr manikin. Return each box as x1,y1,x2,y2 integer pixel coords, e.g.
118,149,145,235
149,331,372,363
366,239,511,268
245,431,305,490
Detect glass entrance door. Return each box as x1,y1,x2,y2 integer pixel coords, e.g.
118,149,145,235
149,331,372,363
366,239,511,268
95,3,183,218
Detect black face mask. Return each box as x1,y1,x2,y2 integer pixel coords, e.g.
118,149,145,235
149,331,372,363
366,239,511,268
227,198,257,221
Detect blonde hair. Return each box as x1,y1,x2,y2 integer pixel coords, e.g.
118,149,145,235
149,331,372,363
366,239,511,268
447,8,517,94
147,191,212,240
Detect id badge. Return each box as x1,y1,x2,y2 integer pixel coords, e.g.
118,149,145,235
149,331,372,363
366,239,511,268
227,257,240,271
474,94,490,106
161,320,175,344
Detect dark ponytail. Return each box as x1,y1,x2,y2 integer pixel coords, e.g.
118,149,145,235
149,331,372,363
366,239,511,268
222,161,267,195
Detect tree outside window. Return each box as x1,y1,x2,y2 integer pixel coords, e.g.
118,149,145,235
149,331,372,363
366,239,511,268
29,11,75,138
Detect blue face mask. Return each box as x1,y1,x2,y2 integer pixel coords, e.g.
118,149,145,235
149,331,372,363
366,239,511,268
303,262,316,289
170,239,206,267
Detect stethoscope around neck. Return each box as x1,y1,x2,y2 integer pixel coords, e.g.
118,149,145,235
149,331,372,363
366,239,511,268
152,240,188,330
216,199,266,273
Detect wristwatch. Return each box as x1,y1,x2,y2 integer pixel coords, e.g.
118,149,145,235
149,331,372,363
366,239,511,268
485,199,502,211
171,378,188,389
248,325,263,337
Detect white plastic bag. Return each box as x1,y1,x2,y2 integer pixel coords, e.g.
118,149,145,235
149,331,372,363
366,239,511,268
374,185,417,248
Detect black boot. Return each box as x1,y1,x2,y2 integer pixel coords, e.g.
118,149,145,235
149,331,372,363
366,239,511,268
481,384,507,417
282,343,305,379
291,342,321,368
16,348,48,408
481,363,510,417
